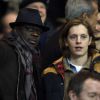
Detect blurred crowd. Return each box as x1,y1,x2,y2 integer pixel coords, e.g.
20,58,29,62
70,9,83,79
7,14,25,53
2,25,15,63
0,0,99,100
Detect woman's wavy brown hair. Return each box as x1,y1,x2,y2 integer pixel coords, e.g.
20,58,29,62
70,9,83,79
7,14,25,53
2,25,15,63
59,18,95,57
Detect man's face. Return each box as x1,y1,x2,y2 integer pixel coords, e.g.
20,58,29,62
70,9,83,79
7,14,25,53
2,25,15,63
65,24,91,57
17,25,41,47
94,12,100,50
95,13,100,33
26,2,47,23
68,78,100,100
77,79,100,100
86,1,98,32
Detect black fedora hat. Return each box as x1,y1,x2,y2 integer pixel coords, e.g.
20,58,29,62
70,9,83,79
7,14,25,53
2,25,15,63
10,8,49,32
19,0,50,9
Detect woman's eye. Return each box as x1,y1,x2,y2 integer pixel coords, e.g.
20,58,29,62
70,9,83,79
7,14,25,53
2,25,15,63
69,35,76,40
81,35,88,39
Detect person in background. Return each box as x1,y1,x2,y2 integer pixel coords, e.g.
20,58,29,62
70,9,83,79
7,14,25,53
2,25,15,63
42,18,97,100
65,0,98,30
95,11,100,51
0,8,49,100
90,2,100,72
1,11,17,36
42,0,98,67
19,0,55,54
67,70,100,100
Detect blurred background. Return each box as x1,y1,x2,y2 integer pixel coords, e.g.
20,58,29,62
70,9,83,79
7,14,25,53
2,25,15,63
0,0,66,22
0,0,67,33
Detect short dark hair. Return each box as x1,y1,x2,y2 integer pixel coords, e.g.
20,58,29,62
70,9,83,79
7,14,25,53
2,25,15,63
67,70,100,96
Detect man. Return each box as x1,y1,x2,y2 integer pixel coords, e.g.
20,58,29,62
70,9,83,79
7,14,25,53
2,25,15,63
67,70,100,100
19,0,55,53
42,0,98,67
0,8,48,100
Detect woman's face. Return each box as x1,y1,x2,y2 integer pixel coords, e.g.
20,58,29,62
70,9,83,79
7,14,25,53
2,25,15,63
65,24,92,57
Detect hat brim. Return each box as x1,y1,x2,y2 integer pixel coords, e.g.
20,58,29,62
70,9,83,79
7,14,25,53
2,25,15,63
10,22,49,32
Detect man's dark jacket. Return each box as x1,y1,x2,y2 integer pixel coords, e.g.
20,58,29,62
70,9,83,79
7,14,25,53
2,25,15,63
0,39,39,100
0,40,20,100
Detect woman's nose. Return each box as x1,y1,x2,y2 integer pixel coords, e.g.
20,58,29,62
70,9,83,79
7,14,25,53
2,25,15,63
76,37,81,43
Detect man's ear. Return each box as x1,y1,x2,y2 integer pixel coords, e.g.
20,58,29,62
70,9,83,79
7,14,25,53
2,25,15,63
68,90,78,100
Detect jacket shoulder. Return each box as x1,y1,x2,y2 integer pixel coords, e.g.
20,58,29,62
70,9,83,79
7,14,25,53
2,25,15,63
91,52,100,73
43,66,57,75
92,52,100,60
43,57,63,75
53,57,63,65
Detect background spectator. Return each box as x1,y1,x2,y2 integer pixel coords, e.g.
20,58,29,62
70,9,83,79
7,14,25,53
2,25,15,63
1,11,17,37
67,70,100,100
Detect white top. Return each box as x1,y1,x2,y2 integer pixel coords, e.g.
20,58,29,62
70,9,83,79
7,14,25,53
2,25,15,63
67,59,83,72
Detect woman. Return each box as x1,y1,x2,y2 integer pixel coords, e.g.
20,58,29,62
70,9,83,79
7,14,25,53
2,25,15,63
42,18,97,100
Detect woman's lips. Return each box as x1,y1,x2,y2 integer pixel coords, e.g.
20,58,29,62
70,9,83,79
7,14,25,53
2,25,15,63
75,47,83,51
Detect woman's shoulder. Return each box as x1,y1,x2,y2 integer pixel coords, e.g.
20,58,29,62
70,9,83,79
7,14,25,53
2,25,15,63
42,65,57,76
42,57,64,77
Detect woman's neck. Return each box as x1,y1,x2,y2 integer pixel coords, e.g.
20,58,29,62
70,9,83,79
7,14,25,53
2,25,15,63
70,54,88,66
